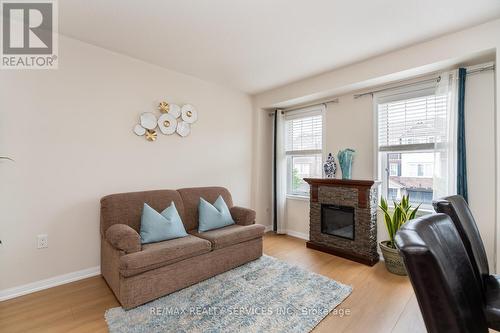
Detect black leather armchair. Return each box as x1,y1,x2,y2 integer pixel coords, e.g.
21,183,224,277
395,214,488,333
433,196,489,286
434,195,500,329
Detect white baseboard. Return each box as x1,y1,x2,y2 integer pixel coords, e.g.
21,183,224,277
0,266,101,302
264,224,273,232
262,225,309,240
286,230,309,241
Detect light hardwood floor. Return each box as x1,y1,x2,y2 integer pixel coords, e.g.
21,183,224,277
0,233,426,333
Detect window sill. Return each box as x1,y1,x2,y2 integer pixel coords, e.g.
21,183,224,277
286,194,310,201
376,206,434,216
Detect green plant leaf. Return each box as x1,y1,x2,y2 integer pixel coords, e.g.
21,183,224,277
383,209,393,240
391,205,404,244
409,204,421,220
380,196,395,243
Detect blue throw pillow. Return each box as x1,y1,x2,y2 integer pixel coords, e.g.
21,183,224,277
140,202,188,244
198,195,235,232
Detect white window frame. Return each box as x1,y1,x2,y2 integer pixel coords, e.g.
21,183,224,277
284,105,325,198
374,82,444,211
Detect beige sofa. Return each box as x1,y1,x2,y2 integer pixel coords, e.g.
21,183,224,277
100,187,264,309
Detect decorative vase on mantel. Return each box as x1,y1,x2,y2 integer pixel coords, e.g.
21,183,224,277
323,153,337,178
337,148,355,180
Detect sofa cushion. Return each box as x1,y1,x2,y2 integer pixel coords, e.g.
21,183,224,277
101,190,186,235
105,224,141,253
120,235,211,277
198,196,235,232
229,206,256,226
178,187,233,231
140,202,188,244
190,224,265,250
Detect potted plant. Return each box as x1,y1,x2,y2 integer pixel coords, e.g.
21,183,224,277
379,195,420,275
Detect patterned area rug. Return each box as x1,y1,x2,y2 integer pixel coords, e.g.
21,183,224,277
105,255,352,333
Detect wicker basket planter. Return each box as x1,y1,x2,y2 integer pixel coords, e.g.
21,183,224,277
379,241,407,276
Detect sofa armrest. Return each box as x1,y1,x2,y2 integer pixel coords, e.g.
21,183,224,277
105,224,141,254
230,206,256,226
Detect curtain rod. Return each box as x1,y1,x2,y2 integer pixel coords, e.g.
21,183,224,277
353,77,440,99
467,64,495,75
279,98,339,113
353,64,495,99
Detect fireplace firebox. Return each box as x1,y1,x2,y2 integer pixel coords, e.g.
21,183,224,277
321,204,355,240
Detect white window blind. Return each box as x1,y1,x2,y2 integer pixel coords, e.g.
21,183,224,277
285,114,322,154
283,106,324,196
378,93,447,151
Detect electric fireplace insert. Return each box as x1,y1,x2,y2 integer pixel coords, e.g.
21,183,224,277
321,204,355,240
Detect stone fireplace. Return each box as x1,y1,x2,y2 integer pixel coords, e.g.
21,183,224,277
304,178,379,266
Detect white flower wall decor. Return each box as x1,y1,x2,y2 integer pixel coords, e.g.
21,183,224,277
133,101,198,141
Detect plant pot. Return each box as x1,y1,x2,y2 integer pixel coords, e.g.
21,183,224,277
379,241,407,276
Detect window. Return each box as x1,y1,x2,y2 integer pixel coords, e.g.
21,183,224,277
377,85,451,208
285,106,324,196
388,188,399,201
389,163,399,176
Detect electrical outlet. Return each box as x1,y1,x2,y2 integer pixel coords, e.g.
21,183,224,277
37,234,48,249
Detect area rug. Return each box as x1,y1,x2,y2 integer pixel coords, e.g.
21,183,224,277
105,255,352,333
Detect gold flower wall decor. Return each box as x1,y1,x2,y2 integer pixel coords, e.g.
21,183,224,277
158,101,169,113
145,129,157,141
133,100,198,141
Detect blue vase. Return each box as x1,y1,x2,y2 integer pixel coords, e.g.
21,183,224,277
323,153,337,178
337,148,355,179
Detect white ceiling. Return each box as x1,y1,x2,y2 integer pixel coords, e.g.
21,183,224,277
59,0,500,94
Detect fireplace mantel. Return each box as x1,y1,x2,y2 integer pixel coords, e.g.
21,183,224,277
303,178,375,186
304,178,376,209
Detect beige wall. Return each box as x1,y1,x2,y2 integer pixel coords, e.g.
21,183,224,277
465,70,496,269
252,19,500,269
0,36,254,291
251,104,274,228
